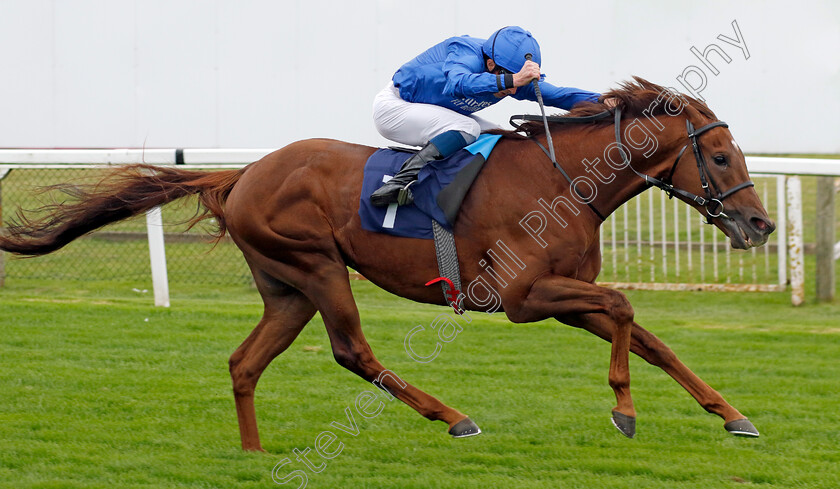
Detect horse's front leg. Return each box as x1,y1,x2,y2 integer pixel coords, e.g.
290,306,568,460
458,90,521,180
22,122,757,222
506,274,638,437
568,318,759,437
507,273,759,438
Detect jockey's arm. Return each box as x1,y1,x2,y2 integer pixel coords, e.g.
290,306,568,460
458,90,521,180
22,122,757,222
441,43,505,97
513,80,601,110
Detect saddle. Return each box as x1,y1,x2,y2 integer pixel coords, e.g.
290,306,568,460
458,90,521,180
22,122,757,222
358,134,502,310
358,134,501,239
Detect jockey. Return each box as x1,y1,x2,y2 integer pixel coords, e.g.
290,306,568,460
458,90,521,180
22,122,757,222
370,26,602,207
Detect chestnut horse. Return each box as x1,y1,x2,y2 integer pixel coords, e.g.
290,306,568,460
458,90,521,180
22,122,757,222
0,79,774,451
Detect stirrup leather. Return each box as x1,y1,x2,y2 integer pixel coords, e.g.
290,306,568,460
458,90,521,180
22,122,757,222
397,180,416,206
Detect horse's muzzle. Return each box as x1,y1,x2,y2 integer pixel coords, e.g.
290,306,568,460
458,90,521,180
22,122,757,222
719,211,775,249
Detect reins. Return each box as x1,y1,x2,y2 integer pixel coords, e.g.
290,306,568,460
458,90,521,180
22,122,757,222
509,106,754,222
509,110,611,221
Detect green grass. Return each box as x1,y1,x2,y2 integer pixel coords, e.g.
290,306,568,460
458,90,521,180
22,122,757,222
0,165,837,487
1,279,839,488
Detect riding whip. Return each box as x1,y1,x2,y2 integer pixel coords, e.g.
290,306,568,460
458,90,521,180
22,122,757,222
525,53,557,166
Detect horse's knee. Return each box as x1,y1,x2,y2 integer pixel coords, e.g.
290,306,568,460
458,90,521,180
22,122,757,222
229,353,258,397
605,289,634,325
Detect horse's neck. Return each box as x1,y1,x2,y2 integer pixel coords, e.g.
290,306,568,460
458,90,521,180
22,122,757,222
552,119,687,220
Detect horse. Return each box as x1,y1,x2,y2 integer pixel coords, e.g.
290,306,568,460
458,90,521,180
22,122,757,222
0,78,775,451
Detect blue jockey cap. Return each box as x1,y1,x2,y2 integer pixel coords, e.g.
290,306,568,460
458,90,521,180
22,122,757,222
482,26,541,73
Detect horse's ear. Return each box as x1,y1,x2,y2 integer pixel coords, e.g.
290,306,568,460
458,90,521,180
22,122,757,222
682,104,712,126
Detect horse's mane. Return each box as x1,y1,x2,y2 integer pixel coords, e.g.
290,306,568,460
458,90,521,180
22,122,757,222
495,76,718,138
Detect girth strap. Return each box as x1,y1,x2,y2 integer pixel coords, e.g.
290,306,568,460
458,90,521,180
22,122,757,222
431,221,463,311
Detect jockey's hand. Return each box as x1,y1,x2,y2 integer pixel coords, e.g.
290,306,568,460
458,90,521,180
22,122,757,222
512,60,542,87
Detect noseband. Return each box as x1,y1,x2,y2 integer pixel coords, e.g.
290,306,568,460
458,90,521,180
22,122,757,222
613,107,754,220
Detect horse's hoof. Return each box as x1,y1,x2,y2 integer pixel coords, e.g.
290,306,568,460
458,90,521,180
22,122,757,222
611,411,636,438
448,417,482,438
725,418,760,437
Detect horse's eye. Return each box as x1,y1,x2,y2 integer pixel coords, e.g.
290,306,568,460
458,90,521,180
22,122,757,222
713,155,728,166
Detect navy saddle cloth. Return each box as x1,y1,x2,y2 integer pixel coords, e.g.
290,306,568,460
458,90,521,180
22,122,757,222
358,134,502,239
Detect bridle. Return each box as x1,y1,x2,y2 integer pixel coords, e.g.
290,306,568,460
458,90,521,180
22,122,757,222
613,107,754,220
510,107,755,221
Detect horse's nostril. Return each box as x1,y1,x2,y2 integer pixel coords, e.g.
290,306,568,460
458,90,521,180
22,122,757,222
751,217,775,234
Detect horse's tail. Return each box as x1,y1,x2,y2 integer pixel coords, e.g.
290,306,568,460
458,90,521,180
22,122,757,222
0,164,247,257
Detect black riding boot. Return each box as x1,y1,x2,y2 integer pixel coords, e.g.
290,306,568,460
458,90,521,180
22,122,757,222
370,142,443,207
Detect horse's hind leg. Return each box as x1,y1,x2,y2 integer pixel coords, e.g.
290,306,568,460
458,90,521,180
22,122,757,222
228,269,317,451
308,266,479,437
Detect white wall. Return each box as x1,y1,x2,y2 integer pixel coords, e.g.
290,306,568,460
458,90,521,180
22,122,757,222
0,0,838,153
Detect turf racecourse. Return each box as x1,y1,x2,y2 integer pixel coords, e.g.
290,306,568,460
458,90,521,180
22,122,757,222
1,279,838,489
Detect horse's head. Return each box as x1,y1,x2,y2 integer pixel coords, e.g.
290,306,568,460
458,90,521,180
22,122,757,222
668,104,775,249
515,77,776,250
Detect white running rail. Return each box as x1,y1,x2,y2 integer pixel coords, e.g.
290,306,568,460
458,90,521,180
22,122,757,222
0,150,838,306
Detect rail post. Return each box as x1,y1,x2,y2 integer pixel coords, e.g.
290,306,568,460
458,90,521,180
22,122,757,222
146,206,170,307
815,176,836,302
787,176,805,306
776,175,787,287
0,168,10,287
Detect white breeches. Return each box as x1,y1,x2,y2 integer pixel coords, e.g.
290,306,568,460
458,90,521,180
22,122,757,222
372,82,501,147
